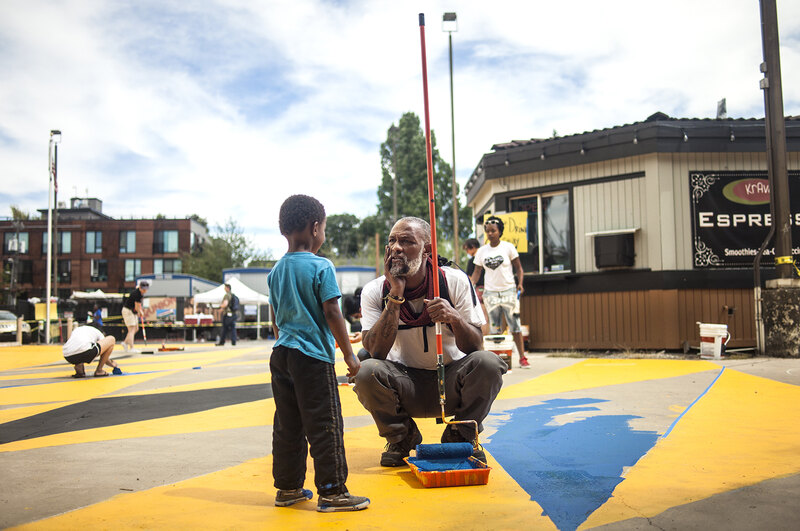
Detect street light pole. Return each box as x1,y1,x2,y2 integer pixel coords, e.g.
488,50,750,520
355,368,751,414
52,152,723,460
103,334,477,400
443,12,458,264
46,130,61,343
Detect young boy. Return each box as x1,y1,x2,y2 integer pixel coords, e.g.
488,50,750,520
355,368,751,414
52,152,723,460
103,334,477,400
267,194,369,512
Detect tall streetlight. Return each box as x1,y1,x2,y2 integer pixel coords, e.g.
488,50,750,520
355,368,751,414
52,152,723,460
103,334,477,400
443,12,459,263
46,129,61,343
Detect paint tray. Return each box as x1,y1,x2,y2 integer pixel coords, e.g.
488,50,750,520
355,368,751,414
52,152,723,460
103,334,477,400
404,453,491,488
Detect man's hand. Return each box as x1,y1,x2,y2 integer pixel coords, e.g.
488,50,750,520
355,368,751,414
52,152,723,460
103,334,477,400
425,298,483,354
383,245,406,296
424,297,460,324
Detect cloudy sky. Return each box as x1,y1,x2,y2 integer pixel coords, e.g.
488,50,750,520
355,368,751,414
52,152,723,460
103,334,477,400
2,0,799,256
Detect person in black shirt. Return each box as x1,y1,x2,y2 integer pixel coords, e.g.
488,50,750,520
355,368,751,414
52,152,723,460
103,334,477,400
121,280,150,353
463,238,489,334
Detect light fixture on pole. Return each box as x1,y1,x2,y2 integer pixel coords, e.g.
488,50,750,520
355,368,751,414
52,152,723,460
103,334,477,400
443,11,459,263
46,129,61,344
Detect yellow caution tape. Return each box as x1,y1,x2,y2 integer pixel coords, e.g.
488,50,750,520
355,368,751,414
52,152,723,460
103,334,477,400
775,255,794,265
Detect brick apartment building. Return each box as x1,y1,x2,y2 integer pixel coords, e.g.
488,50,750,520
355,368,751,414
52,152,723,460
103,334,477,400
1,197,208,302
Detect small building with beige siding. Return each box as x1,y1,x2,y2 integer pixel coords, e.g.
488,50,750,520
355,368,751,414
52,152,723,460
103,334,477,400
465,112,800,351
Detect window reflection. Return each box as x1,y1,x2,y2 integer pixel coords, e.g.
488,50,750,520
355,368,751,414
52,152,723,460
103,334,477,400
509,191,571,274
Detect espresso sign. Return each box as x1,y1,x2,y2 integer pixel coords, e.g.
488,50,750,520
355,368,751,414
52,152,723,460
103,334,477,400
690,171,800,268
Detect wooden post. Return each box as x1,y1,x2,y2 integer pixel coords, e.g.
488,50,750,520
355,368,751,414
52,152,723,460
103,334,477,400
66,317,74,340
375,232,380,277
16,317,23,344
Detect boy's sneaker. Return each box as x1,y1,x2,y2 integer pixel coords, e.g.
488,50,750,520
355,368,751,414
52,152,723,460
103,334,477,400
380,424,423,467
317,492,370,512
519,356,530,368
275,488,313,507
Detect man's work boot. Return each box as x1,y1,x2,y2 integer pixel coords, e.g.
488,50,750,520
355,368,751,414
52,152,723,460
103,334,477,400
380,423,423,467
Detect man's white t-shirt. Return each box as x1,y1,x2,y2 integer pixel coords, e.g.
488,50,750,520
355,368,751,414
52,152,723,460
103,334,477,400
360,266,485,370
63,326,104,357
474,240,519,292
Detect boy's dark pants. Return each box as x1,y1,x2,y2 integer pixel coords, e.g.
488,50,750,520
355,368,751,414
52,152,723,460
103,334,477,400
270,345,348,496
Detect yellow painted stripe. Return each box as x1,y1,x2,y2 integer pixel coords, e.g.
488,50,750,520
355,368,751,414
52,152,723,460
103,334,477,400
113,372,271,396
0,346,63,371
0,372,182,407
499,358,720,399
0,402,75,425
13,423,556,531
581,369,800,528
1,385,368,453
0,398,274,453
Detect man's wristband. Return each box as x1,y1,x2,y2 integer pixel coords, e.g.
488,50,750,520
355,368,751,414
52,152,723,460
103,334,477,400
384,293,405,305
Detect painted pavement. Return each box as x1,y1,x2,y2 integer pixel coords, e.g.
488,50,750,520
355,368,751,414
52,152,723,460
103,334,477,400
1,343,799,530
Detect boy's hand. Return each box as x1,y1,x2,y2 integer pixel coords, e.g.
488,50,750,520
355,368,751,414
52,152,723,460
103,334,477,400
344,354,361,377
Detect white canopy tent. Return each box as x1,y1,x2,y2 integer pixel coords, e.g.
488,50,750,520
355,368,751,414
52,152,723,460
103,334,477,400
193,277,269,338
193,277,268,305
70,289,123,300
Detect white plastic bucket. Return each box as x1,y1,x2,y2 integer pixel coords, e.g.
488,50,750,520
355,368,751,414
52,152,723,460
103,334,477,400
484,334,514,370
698,323,730,359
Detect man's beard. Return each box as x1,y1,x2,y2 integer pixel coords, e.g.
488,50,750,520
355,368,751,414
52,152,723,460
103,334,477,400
389,253,425,278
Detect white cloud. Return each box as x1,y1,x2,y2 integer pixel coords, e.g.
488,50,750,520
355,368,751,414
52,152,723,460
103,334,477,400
1,0,798,256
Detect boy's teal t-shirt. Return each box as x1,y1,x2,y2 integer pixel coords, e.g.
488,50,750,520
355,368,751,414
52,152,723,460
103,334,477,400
267,252,341,363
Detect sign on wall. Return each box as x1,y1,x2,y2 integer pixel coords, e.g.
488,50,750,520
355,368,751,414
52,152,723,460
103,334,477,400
482,212,529,252
690,171,800,268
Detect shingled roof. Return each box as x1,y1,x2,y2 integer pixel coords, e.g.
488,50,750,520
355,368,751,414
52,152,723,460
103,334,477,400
465,112,800,202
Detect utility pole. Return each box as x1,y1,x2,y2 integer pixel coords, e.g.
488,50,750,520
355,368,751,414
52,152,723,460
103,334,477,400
759,0,792,278
758,0,799,357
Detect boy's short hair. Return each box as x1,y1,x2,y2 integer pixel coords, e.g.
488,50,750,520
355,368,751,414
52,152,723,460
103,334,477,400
484,215,504,236
279,195,326,236
463,238,480,249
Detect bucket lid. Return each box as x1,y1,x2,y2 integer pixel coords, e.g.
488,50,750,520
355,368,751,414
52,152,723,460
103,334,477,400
698,323,728,331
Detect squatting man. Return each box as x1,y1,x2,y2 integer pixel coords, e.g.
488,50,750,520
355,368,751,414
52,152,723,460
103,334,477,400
353,216,507,466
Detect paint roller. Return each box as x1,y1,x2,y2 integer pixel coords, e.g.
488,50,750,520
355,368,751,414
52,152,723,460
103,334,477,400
418,13,483,463
141,314,154,354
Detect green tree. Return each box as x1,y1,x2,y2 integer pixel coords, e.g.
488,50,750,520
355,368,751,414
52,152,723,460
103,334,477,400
377,112,473,262
10,205,31,220
188,213,208,229
182,218,271,282
320,213,362,259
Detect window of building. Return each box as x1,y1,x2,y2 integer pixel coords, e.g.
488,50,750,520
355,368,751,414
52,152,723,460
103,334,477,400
508,191,572,274
125,259,142,281
86,231,103,253
90,259,108,282
153,258,182,275
120,231,136,254
42,232,71,254
17,260,33,284
57,259,71,283
3,232,29,254
153,230,179,253
4,259,33,284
